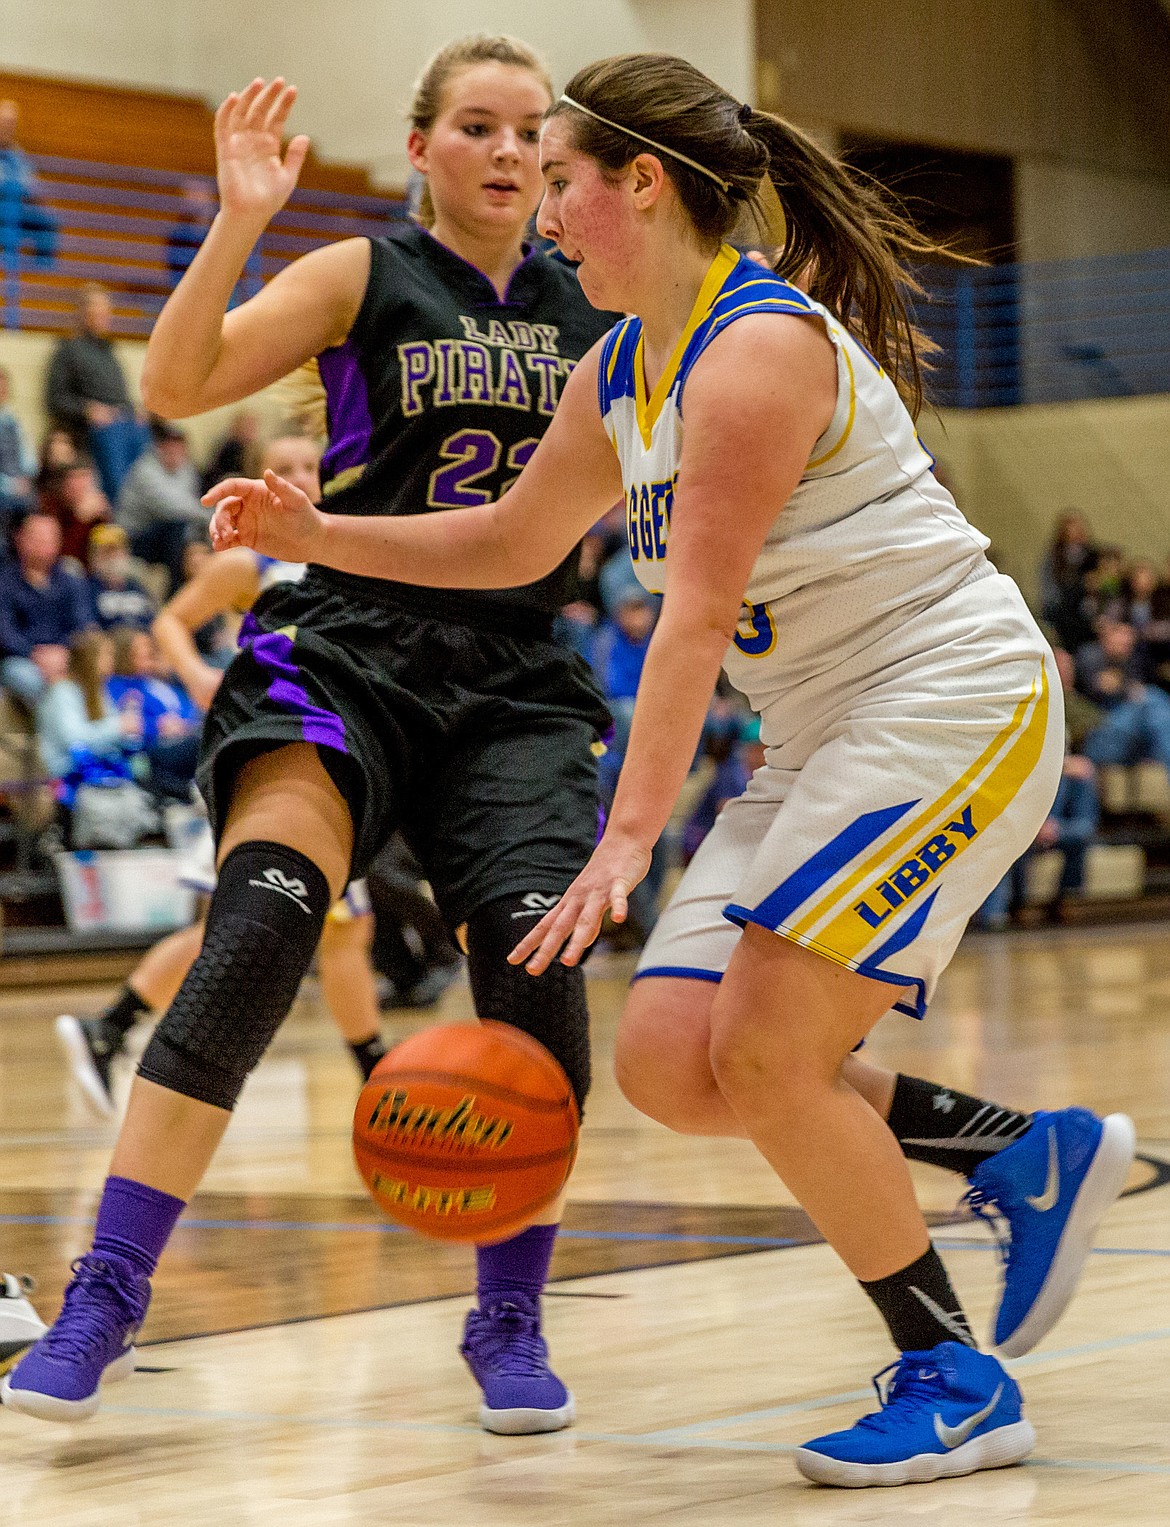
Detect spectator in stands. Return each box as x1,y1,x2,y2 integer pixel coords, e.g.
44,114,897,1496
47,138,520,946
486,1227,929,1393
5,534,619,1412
36,628,138,779
1121,558,1158,635
1076,615,1170,778
117,419,208,595
39,425,79,476
46,283,147,503
0,509,94,706
87,523,155,632
981,649,1101,927
201,408,262,493
0,362,36,530
165,178,217,287
107,626,200,801
0,99,58,268
682,711,765,863
1040,510,1097,652
1082,544,1128,627
37,457,112,566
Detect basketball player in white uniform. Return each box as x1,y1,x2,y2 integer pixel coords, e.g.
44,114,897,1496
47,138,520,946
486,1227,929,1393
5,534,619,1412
204,55,1134,1489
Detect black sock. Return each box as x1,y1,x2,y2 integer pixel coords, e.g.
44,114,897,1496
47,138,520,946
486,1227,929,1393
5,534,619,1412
861,1246,975,1353
100,985,152,1039
350,1033,388,1082
886,1074,1032,1177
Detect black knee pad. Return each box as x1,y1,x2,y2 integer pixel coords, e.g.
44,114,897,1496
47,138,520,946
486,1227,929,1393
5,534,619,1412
465,894,592,1116
138,841,331,1110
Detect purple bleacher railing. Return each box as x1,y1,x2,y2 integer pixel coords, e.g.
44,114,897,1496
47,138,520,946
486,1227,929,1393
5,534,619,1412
0,151,405,331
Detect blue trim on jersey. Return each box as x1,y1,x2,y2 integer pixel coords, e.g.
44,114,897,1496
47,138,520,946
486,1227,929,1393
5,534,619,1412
744,799,920,930
632,965,723,984
598,317,639,415
598,255,817,423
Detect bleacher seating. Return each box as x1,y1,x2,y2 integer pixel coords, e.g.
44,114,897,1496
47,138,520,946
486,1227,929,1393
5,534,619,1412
0,71,405,337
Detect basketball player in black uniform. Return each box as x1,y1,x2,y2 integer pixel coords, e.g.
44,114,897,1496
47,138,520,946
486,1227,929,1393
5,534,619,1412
4,39,612,1431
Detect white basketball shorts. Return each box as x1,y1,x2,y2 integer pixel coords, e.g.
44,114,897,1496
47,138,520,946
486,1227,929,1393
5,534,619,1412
636,572,1064,1018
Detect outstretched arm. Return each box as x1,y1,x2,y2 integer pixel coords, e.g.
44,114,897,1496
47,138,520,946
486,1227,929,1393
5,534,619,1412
205,344,625,588
141,78,368,418
510,311,838,972
152,547,260,711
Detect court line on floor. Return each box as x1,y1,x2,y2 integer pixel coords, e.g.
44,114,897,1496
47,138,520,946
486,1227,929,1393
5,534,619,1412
1,1212,1167,1260
87,1398,1170,1478
638,1323,1170,1444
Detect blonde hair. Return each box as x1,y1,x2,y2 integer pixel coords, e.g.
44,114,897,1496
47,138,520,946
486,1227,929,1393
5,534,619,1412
408,35,552,228
68,630,111,722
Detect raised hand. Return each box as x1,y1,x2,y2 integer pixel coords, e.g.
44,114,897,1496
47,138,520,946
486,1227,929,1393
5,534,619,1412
204,470,327,565
507,829,653,975
214,78,310,227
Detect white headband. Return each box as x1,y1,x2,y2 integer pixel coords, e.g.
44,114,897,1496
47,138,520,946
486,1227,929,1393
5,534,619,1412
557,94,734,194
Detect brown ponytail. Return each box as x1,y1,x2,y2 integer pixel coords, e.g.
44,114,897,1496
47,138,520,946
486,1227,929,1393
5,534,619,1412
553,55,966,419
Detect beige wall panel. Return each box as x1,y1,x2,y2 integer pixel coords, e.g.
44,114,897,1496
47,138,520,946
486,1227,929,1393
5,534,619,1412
756,0,1170,178
1016,158,1170,262
920,396,1170,604
0,0,756,187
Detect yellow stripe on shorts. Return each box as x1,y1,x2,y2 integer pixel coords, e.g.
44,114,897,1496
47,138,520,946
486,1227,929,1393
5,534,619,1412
789,664,1050,959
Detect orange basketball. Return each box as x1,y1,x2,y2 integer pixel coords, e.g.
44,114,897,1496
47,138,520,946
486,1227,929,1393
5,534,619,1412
353,1020,579,1243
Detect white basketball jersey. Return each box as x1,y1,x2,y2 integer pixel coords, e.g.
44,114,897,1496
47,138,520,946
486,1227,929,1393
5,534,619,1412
597,246,991,710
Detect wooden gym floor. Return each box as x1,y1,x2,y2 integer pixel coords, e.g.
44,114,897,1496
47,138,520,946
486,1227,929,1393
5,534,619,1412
0,923,1167,1524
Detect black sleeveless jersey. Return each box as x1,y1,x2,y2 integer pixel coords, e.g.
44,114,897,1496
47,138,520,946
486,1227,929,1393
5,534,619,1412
312,222,617,631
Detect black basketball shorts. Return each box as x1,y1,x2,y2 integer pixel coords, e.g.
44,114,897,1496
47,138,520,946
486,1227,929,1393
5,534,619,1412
197,573,612,929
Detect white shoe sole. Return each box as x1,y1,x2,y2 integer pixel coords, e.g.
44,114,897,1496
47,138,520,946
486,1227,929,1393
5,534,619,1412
479,1392,576,1435
54,1015,117,1119
0,1346,136,1422
996,1112,1137,1357
795,1418,1035,1488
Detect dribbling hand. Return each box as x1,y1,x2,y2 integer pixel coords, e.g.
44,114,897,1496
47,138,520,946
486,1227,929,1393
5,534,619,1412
507,829,653,975
204,471,327,564
215,78,310,227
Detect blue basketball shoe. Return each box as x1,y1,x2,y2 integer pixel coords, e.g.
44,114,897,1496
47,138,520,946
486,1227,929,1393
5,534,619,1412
965,1108,1135,1356
460,1294,575,1435
1,1253,147,1421
796,1342,1034,1487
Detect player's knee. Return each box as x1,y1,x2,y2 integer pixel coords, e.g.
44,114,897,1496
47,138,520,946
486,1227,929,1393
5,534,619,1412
465,895,592,1115
139,841,332,1110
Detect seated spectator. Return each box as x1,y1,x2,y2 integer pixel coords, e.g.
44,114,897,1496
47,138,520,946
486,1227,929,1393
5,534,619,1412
682,711,764,863
38,457,112,566
201,408,261,493
36,629,137,779
590,571,657,799
117,420,208,595
39,425,79,476
1082,544,1127,628
0,362,36,531
46,284,148,503
107,626,200,800
981,649,1101,927
1122,558,1158,636
0,99,58,268
87,523,156,631
165,178,217,288
1039,511,1097,653
0,510,94,707
1076,617,1170,779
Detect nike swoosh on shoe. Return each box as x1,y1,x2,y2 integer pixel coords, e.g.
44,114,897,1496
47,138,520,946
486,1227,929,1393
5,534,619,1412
1024,1128,1060,1212
934,1382,1004,1449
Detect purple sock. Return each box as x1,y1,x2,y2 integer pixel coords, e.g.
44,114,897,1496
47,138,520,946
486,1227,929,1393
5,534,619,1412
476,1223,558,1309
92,1175,186,1278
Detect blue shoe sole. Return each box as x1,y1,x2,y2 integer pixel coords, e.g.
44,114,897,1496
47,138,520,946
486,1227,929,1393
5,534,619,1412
795,1418,1035,1487
996,1112,1136,1357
